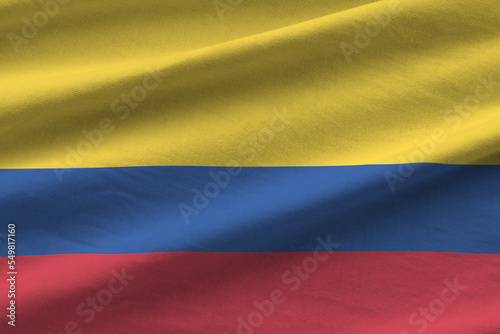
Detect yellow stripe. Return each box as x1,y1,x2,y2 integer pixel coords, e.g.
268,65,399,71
1,0,499,168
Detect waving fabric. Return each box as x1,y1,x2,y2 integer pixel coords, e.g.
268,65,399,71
1,0,499,333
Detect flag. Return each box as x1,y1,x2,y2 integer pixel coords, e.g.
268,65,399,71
1,0,500,333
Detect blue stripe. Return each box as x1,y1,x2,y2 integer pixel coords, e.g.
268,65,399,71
1,164,499,256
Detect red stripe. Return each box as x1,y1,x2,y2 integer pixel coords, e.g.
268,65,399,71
3,252,500,333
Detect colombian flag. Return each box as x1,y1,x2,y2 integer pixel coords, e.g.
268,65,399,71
1,0,500,333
